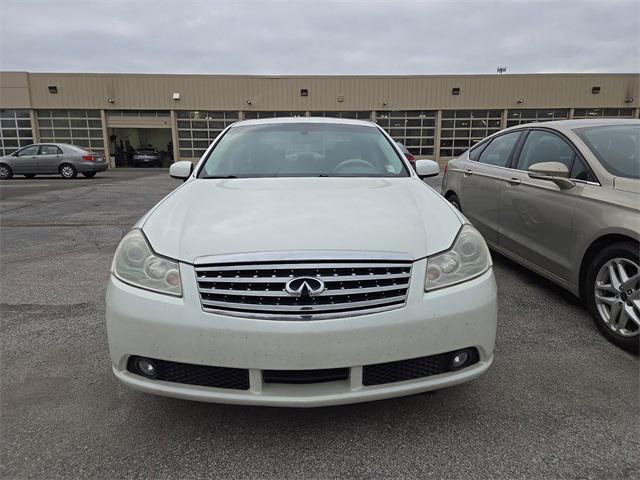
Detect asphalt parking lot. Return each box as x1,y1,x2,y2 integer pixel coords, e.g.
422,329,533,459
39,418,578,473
1,172,638,479
0,168,166,200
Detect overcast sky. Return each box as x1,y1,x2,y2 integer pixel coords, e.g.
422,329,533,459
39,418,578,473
1,0,638,75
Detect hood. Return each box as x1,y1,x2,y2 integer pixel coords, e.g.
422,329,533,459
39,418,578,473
141,177,462,262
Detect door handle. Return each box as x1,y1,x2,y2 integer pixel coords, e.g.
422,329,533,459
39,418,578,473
463,168,473,177
506,177,521,186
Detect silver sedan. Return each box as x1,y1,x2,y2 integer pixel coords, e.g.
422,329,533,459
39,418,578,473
441,119,639,352
0,143,108,179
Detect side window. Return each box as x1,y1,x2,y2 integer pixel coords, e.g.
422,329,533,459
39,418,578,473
16,145,39,156
39,145,62,155
516,130,574,171
478,131,521,167
469,142,488,161
570,156,596,182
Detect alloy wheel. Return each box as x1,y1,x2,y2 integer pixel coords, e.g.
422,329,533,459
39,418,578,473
594,258,640,337
0,165,9,179
61,165,75,178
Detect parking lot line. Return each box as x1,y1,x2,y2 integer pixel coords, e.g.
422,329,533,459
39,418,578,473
0,184,52,187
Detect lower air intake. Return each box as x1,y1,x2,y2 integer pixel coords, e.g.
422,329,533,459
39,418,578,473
127,356,250,390
362,348,479,386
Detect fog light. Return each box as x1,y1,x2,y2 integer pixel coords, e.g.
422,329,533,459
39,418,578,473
451,350,470,369
136,358,157,377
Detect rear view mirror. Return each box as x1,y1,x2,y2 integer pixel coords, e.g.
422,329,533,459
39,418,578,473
169,161,194,180
528,162,575,189
415,159,440,178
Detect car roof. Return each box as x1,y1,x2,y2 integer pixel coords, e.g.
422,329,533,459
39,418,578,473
505,118,639,132
231,117,377,128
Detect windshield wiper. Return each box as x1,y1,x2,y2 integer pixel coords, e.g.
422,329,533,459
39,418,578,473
205,175,239,179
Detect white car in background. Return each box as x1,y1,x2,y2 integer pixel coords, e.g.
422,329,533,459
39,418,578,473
106,118,497,407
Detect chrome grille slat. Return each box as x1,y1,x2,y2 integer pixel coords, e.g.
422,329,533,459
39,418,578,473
198,283,408,297
195,262,411,272
201,295,408,313
194,257,413,320
197,272,412,283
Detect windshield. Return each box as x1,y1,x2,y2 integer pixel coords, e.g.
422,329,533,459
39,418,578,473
198,123,409,178
575,124,640,179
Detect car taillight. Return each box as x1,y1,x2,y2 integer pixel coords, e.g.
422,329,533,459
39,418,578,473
444,164,448,174
407,154,415,162
82,155,94,161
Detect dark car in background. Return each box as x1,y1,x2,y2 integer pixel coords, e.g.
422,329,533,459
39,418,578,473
132,146,162,167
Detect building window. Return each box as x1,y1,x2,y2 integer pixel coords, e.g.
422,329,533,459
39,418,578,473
176,111,239,159
439,110,502,157
243,111,305,119
506,109,568,127
310,111,372,120
573,108,635,119
37,110,104,152
376,110,436,156
0,109,33,156
106,110,170,117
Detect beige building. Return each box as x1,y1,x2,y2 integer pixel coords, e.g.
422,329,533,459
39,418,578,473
0,71,638,165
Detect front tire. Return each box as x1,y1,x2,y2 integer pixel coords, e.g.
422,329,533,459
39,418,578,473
0,163,13,180
59,164,77,179
585,241,640,353
82,172,97,178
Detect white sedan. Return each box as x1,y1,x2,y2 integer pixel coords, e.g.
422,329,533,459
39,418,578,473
106,117,497,407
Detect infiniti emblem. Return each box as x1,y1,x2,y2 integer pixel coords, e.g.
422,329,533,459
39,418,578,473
284,277,326,297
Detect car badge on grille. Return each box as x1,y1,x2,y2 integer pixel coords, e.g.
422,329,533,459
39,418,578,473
284,277,326,297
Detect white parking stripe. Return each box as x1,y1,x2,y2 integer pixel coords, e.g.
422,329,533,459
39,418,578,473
0,184,52,187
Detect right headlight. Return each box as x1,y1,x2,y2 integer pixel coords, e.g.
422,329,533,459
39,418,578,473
111,229,182,296
425,224,491,291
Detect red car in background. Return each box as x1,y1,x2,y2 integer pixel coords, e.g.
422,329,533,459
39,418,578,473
396,142,416,169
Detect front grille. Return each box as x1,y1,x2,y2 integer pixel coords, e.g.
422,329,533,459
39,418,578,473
362,348,479,386
263,368,349,384
127,356,249,390
194,258,413,319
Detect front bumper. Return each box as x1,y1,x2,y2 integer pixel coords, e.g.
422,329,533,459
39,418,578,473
106,261,497,407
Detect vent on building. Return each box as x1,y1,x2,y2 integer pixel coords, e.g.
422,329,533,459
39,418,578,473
300,89,308,97
592,86,601,94
452,87,460,95
48,86,58,94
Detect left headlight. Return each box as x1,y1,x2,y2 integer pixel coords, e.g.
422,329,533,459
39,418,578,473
425,224,491,292
111,229,182,296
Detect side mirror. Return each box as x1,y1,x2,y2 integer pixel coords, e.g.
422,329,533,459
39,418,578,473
528,162,575,189
415,159,440,178
169,161,194,180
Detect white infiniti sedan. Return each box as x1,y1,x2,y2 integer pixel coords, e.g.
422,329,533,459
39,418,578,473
106,117,497,407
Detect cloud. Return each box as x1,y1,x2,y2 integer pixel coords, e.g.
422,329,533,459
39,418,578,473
0,0,638,74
